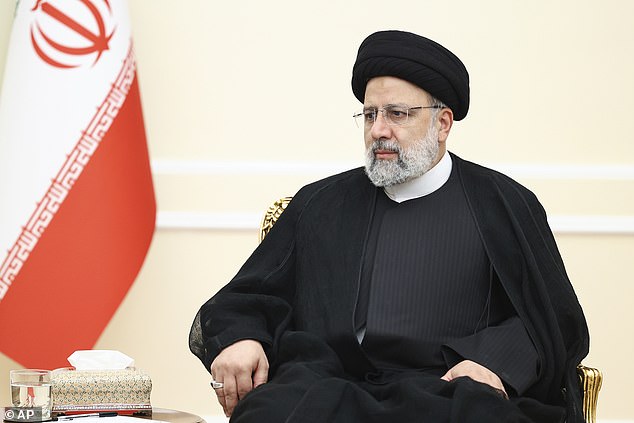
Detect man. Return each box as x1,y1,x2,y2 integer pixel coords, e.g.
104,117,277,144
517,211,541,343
189,30,589,423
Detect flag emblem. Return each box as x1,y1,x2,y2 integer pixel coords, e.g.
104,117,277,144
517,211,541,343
30,0,115,68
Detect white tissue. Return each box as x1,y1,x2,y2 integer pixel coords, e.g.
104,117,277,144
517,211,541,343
67,350,135,370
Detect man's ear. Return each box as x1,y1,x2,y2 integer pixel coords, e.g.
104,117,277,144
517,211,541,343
437,108,454,143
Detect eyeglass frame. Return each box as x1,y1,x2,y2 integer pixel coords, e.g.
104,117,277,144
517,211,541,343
353,104,444,128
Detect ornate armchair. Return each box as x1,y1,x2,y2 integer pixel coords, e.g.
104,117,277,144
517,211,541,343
577,364,603,423
259,197,602,423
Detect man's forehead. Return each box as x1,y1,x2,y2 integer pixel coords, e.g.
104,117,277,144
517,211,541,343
364,76,431,105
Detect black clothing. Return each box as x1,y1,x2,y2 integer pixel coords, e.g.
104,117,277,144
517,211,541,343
189,153,589,422
358,166,536,395
231,331,566,423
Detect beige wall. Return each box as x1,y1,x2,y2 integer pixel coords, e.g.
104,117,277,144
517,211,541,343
1,0,633,420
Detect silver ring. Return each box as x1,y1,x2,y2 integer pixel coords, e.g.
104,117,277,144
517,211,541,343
210,380,224,389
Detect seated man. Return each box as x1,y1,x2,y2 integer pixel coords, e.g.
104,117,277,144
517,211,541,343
189,30,588,423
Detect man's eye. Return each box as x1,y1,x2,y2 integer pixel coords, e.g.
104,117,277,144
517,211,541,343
363,111,376,121
388,109,408,121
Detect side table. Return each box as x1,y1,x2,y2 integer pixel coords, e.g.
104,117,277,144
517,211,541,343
1,408,205,423
148,408,205,423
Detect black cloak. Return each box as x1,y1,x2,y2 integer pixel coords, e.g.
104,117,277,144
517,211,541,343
189,153,589,422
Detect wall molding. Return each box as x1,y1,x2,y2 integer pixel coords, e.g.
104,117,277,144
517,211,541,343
488,163,634,180
151,159,634,180
153,159,634,235
151,159,356,176
157,211,261,230
157,211,634,235
547,215,634,234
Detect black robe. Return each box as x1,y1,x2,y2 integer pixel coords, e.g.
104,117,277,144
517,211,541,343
189,153,589,422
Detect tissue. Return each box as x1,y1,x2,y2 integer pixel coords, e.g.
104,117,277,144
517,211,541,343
67,350,135,370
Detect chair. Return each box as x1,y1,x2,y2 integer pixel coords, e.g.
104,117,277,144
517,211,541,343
259,197,602,423
577,364,602,423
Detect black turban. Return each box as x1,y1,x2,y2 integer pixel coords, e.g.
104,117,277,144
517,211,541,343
352,30,470,121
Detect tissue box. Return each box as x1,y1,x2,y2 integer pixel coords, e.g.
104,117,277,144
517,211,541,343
51,368,152,415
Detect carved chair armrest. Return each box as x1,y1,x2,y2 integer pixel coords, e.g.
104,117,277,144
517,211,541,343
577,364,602,423
259,196,293,242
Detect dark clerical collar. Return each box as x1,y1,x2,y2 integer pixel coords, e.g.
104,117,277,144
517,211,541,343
383,151,452,203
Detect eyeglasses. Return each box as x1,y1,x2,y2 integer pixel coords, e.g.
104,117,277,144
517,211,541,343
353,105,443,128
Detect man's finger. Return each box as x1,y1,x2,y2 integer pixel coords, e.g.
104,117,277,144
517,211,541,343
236,370,254,401
222,376,239,417
253,356,269,388
212,378,227,415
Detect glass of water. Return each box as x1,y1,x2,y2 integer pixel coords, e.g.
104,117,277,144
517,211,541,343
9,369,52,421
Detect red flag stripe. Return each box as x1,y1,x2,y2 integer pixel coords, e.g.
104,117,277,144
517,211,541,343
0,69,155,369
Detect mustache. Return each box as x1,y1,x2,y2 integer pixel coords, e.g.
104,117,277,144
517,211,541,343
371,139,400,154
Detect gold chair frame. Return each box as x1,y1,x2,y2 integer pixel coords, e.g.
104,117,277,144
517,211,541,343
259,197,602,423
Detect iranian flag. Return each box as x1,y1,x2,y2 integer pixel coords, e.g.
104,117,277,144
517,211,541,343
0,0,156,369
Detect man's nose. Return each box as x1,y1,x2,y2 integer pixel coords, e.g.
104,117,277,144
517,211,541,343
369,112,392,140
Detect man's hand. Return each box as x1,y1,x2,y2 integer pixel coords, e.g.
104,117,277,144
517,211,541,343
441,359,508,399
210,339,269,417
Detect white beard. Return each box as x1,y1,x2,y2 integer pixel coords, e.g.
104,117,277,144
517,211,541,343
364,124,440,187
